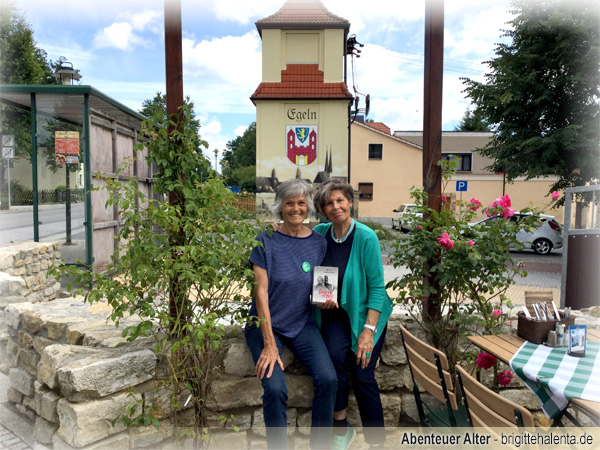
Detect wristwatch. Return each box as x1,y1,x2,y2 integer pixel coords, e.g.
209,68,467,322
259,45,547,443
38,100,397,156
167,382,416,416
363,324,377,333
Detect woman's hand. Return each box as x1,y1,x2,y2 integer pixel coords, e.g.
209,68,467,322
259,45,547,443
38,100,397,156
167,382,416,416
356,329,374,369
316,299,339,310
256,343,284,379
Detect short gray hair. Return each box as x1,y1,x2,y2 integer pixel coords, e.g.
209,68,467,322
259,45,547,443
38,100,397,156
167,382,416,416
314,180,354,217
270,179,316,219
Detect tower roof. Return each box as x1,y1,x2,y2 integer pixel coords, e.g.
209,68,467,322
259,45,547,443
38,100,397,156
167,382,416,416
256,0,350,35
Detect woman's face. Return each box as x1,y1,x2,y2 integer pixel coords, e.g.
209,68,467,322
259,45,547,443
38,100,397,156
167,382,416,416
323,190,352,225
281,194,308,226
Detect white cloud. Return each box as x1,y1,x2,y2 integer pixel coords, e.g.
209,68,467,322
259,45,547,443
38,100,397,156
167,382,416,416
93,10,162,51
234,125,248,137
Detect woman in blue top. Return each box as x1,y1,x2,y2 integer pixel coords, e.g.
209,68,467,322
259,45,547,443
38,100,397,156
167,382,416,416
313,180,393,449
245,179,337,450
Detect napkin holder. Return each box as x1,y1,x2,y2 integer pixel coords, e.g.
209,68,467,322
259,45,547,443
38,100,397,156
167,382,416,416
517,311,575,344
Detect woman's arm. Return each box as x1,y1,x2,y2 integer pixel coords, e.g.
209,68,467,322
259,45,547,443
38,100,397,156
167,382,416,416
356,308,381,368
253,264,284,379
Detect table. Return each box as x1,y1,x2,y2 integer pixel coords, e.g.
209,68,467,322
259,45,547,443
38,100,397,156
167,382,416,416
467,329,600,424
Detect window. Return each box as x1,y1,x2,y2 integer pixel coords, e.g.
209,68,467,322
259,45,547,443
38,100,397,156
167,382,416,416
368,143,383,159
442,153,472,171
358,183,373,200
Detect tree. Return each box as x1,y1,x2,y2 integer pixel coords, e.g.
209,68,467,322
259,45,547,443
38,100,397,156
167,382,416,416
453,108,491,132
0,1,53,84
221,122,256,187
461,0,600,195
139,93,212,177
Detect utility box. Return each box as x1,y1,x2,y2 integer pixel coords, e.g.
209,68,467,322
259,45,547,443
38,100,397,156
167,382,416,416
561,185,600,309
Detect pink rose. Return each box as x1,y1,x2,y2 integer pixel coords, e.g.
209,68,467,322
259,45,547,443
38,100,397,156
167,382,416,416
497,369,513,387
437,232,454,250
468,198,482,211
476,352,497,370
497,194,511,208
492,309,502,318
551,191,560,200
416,225,422,230
468,240,475,247
502,208,516,220
442,195,447,203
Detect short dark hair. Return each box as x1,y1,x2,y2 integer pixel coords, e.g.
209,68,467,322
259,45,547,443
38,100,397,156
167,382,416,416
314,180,354,217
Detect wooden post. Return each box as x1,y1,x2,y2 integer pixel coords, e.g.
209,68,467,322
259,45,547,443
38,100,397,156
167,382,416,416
422,0,444,324
164,0,185,328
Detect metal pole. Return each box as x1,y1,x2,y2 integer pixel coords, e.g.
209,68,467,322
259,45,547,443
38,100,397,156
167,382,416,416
65,164,72,244
31,93,39,242
6,160,11,209
214,149,218,172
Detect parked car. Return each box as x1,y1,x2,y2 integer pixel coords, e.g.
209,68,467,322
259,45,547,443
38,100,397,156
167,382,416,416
468,213,562,255
391,204,421,231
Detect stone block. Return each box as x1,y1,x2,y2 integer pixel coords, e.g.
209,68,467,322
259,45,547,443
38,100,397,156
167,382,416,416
6,387,23,403
380,323,407,366
142,385,192,420
52,432,130,450
31,262,41,273
128,419,174,448
6,337,19,367
45,316,87,340
19,346,39,375
9,278,26,294
0,252,15,270
16,402,37,420
66,320,111,345
0,295,27,307
296,410,311,436
374,364,403,391
34,336,57,355
284,374,313,408
380,392,402,427
57,348,156,402
56,391,142,447
35,382,61,423
225,411,253,430
14,267,26,276
23,393,36,410
38,344,105,389
9,366,35,396
223,341,294,377
4,302,33,329
18,330,34,347
15,257,33,268
500,388,542,411
208,430,249,449
252,408,297,437
34,417,59,444
21,310,44,333
208,378,264,410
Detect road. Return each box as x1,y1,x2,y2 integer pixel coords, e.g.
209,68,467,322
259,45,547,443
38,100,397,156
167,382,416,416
0,203,85,249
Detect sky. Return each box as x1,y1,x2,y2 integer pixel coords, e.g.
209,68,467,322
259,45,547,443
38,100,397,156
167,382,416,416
14,0,515,169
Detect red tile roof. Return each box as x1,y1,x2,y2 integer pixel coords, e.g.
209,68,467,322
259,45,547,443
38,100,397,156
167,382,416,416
363,122,391,135
256,0,350,34
251,64,353,101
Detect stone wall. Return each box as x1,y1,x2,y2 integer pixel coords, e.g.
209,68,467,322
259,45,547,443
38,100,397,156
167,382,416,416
2,294,577,449
0,242,63,306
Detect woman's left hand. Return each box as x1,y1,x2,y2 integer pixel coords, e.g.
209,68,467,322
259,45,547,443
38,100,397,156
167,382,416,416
356,329,374,369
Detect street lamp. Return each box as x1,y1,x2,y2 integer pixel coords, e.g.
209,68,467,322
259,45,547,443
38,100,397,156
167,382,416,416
51,61,82,85
214,149,219,173
51,61,81,245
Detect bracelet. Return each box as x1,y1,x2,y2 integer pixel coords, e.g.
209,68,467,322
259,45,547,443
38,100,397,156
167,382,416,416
363,324,376,333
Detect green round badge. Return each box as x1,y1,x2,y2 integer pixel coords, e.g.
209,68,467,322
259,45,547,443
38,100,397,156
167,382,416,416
302,262,311,273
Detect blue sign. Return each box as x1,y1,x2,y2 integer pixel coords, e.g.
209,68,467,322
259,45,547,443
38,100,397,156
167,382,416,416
456,180,468,192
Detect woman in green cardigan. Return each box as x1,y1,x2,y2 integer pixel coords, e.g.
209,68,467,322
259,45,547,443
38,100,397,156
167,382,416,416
313,180,392,450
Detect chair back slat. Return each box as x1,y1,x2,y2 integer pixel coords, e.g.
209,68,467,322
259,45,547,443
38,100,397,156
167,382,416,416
399,324,451,370
457,365,535,429
410,361,458,409
405,344,456,396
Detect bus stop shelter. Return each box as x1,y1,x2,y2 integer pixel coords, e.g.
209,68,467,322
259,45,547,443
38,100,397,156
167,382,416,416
0,84,150,268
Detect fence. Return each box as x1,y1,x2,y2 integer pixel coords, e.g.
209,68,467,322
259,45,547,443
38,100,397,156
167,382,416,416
234,196,256,213
2,189,84,205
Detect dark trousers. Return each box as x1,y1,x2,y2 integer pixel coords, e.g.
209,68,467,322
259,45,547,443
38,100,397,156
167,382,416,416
245,322,337,450
321,308,387,445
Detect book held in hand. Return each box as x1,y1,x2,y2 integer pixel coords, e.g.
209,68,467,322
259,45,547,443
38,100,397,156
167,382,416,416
312,266,338,304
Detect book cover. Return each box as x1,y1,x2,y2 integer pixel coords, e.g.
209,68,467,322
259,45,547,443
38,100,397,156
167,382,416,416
312,266,338,304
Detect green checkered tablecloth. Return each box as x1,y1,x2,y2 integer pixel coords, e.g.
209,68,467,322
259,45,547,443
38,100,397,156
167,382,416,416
509,341,600,419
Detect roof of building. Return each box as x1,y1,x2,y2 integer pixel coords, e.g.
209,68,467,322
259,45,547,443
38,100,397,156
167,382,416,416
251,64,353,101
256,0,350,35
363,121,391,135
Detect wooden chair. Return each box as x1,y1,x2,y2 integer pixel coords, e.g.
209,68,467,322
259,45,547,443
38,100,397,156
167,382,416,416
524,290,554,316
399,324,469,427
456,365,535,434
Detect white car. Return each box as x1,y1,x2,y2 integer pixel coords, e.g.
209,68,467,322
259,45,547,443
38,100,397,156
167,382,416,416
391,204,421,231
468,213,563,255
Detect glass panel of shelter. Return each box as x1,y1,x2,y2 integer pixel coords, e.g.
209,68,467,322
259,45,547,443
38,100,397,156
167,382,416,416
35,94,86,264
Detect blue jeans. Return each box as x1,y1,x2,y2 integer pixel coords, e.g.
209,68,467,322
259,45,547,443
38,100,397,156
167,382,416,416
245,321,337,450
321,308,387,445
